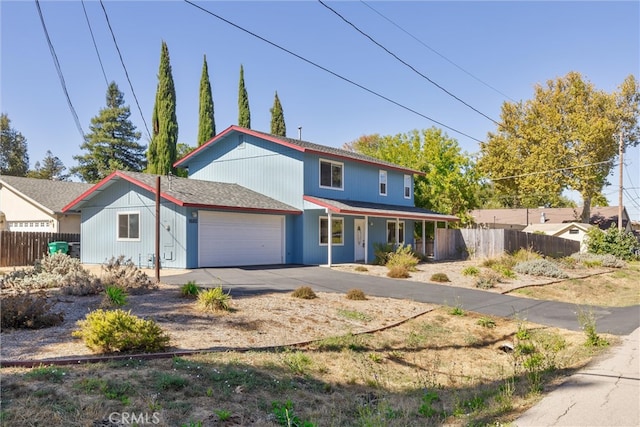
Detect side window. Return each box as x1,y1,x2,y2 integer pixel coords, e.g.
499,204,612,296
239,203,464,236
118,212,140,240
320,159,343,190
404,175,411,199
386,221,405,245
319,217,344,245
379,170,387,196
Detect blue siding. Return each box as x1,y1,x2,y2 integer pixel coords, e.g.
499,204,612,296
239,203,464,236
303,153,414,206
186,133,305,209
79,180,189,269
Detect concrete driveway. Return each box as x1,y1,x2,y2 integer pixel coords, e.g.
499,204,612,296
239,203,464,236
159,265,640,335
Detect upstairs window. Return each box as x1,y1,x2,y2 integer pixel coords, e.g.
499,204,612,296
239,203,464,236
320,159,343,190
379,170,387,195
404,175,411,199
118,212,140,240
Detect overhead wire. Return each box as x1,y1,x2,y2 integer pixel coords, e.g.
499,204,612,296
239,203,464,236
182,0,483,143
359,0,517,103
318,0,500,126
81,0,109,87
99,0,151,140
34,0,85,139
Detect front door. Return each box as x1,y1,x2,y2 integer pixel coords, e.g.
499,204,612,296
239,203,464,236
354,218,365,262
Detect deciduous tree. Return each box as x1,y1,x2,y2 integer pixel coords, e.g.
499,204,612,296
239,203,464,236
72,82,145,182
197,55,215,146
0,113,29,176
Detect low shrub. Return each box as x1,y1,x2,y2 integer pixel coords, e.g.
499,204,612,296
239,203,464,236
102,285,127,307
475,271,501,289
291,286,317,299
73,309,170,353
346,288,367,300
514,259,569,279
180,281,200,298
570,252,626,269
373,242,394,265
101,256,156,294
387,265,410,278
0,292,64,330
354,265,369,272
386,245,419,271
461,266,480,276
585,226,640,261
197,287,232,311
430,272,450,283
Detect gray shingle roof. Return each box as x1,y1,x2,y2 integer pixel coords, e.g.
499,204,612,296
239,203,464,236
0,175,93,214
65,171,300,214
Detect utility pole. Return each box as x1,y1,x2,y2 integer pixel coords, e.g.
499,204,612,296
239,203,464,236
618,132,624,231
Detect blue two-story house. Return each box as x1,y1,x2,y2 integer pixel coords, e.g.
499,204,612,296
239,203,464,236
63,126,458,268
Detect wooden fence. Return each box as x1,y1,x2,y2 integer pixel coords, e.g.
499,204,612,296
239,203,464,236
437,228,580,260
0,231,80,267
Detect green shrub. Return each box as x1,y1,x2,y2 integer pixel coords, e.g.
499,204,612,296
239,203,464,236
103,285,127,307
386,245,419,271
373,242,394,265
101,256,156,294
197,287,232,311
26,365,68,383
475,271,501,289
570,252,626,268
586,226,640,261
345,288,367,300
180,281,200,298
514,259,569,278
430,272,450,283
491,264,516,279
387,265,410,278
461,266,479,276
477,317,496,328
1,292,64,330
73,309,170,353
291,286,317,299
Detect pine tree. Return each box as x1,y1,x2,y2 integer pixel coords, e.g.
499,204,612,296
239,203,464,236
28,150,70,181
0,113,29,176
147,41,178,175
270,91,286,137
197,55,215,146
72,82,145,183
238,64,251,129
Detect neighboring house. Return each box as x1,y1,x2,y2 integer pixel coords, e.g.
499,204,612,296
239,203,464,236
470,206,632,232
0,175,92,233
63,126,458,268
522,222,593,252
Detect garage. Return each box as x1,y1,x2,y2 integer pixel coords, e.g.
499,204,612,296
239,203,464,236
198,211,285,267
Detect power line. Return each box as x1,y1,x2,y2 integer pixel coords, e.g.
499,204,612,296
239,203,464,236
183,0,483,143
318,0,500,126
99,0,151,140
34,0,85,139
360,0,517,103
81,0,109,87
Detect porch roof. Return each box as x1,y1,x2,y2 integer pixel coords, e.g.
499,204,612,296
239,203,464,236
303,195,459,222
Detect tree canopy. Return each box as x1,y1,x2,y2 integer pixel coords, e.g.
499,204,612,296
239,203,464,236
72,82,145,183
478,72,639,221
147,41,178,175
344,128,484,224
28,150,69,181
0,113,29,176
238,65,251,129
197,54,215,146
270,91,286,137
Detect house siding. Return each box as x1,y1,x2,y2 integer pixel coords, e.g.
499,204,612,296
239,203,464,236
186,133,305,209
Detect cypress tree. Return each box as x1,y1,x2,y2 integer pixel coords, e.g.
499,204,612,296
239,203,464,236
72,82,145,182
238,64,251,128
147,41,178,175
197,54,215,146
270,91,286,137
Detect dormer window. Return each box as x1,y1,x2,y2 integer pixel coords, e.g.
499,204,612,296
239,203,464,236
320,159,343,190
379,170,387,196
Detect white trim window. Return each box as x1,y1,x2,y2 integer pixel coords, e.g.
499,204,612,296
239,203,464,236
386,220,405,245
319,216,344,245
117,212,140,241
319,159,343,190
379,170,387,196
404,175,411,199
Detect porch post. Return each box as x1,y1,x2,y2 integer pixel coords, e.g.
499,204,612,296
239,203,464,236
364,215,369,264
395,217,400,247
422,220,426,256
327,210,332,267
433,221,438,261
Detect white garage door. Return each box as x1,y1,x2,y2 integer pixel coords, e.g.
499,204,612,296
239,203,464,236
198,211,285,267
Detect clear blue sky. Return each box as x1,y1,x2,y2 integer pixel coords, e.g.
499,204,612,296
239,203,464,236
1,1,638,220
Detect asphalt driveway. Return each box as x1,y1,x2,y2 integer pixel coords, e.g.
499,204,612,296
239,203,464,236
160,265,640,335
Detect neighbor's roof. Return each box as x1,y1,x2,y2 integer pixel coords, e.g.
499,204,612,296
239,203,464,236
174,125,423,175
0,175,93,214
522,222,593,235
62,170,301,215
304,195,459,222
470,206,628,227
